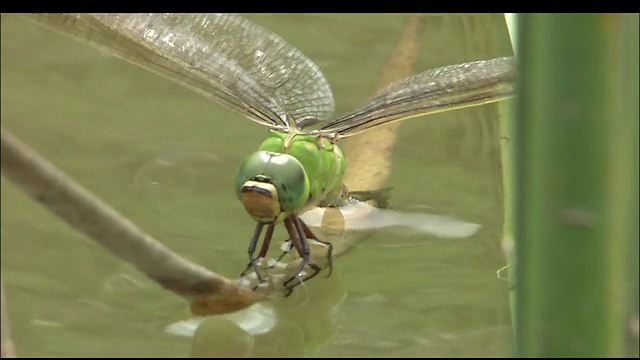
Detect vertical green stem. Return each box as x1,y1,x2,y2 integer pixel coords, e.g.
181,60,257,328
498,98,516,335
500,13,517,342
515,14,639,357
620,14,639,358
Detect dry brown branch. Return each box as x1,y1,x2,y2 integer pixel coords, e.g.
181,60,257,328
1,128,262,314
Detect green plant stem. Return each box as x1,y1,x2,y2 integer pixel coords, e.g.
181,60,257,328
514,14,639,357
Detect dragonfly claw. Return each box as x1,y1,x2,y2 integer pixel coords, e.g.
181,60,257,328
240,257,265,280
282,260,322,295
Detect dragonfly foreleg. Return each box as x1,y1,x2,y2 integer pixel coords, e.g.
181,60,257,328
299,219,333,277
241,222,275,283
282,214,321,292
257,224,275,259
270,217,331,270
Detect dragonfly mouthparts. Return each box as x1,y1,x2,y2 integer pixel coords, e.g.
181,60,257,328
240,180,282,223
252,174,271,183
241,184,273,197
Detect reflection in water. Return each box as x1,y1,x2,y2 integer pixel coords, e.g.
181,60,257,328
166,258,347,357
301,200,481,239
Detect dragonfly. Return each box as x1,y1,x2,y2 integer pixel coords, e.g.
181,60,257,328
27,14,515,293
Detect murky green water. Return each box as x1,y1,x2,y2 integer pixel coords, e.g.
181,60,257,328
1,14,514,357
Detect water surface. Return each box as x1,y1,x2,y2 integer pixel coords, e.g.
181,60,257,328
1,14,513,357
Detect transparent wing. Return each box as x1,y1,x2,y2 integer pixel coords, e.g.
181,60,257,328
26,13,336,130
318,56,515,137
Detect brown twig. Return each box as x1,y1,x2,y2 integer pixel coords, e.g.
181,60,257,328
1,128,262,314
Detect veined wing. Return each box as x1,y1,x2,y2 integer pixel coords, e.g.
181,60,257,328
25,13,336,130
318,56,515,137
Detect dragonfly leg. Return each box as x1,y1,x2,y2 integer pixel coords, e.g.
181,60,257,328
257,224,275,259
299,219,333,277
282,215,321,292
240,222,274,284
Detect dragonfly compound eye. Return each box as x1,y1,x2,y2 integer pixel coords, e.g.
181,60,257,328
235,151,310,223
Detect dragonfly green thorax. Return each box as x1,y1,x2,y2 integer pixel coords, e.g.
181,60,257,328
235,130,347,225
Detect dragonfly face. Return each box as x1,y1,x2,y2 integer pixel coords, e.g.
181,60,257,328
235,150,310,224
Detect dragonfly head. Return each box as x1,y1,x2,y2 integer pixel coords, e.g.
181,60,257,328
235,151,310,224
